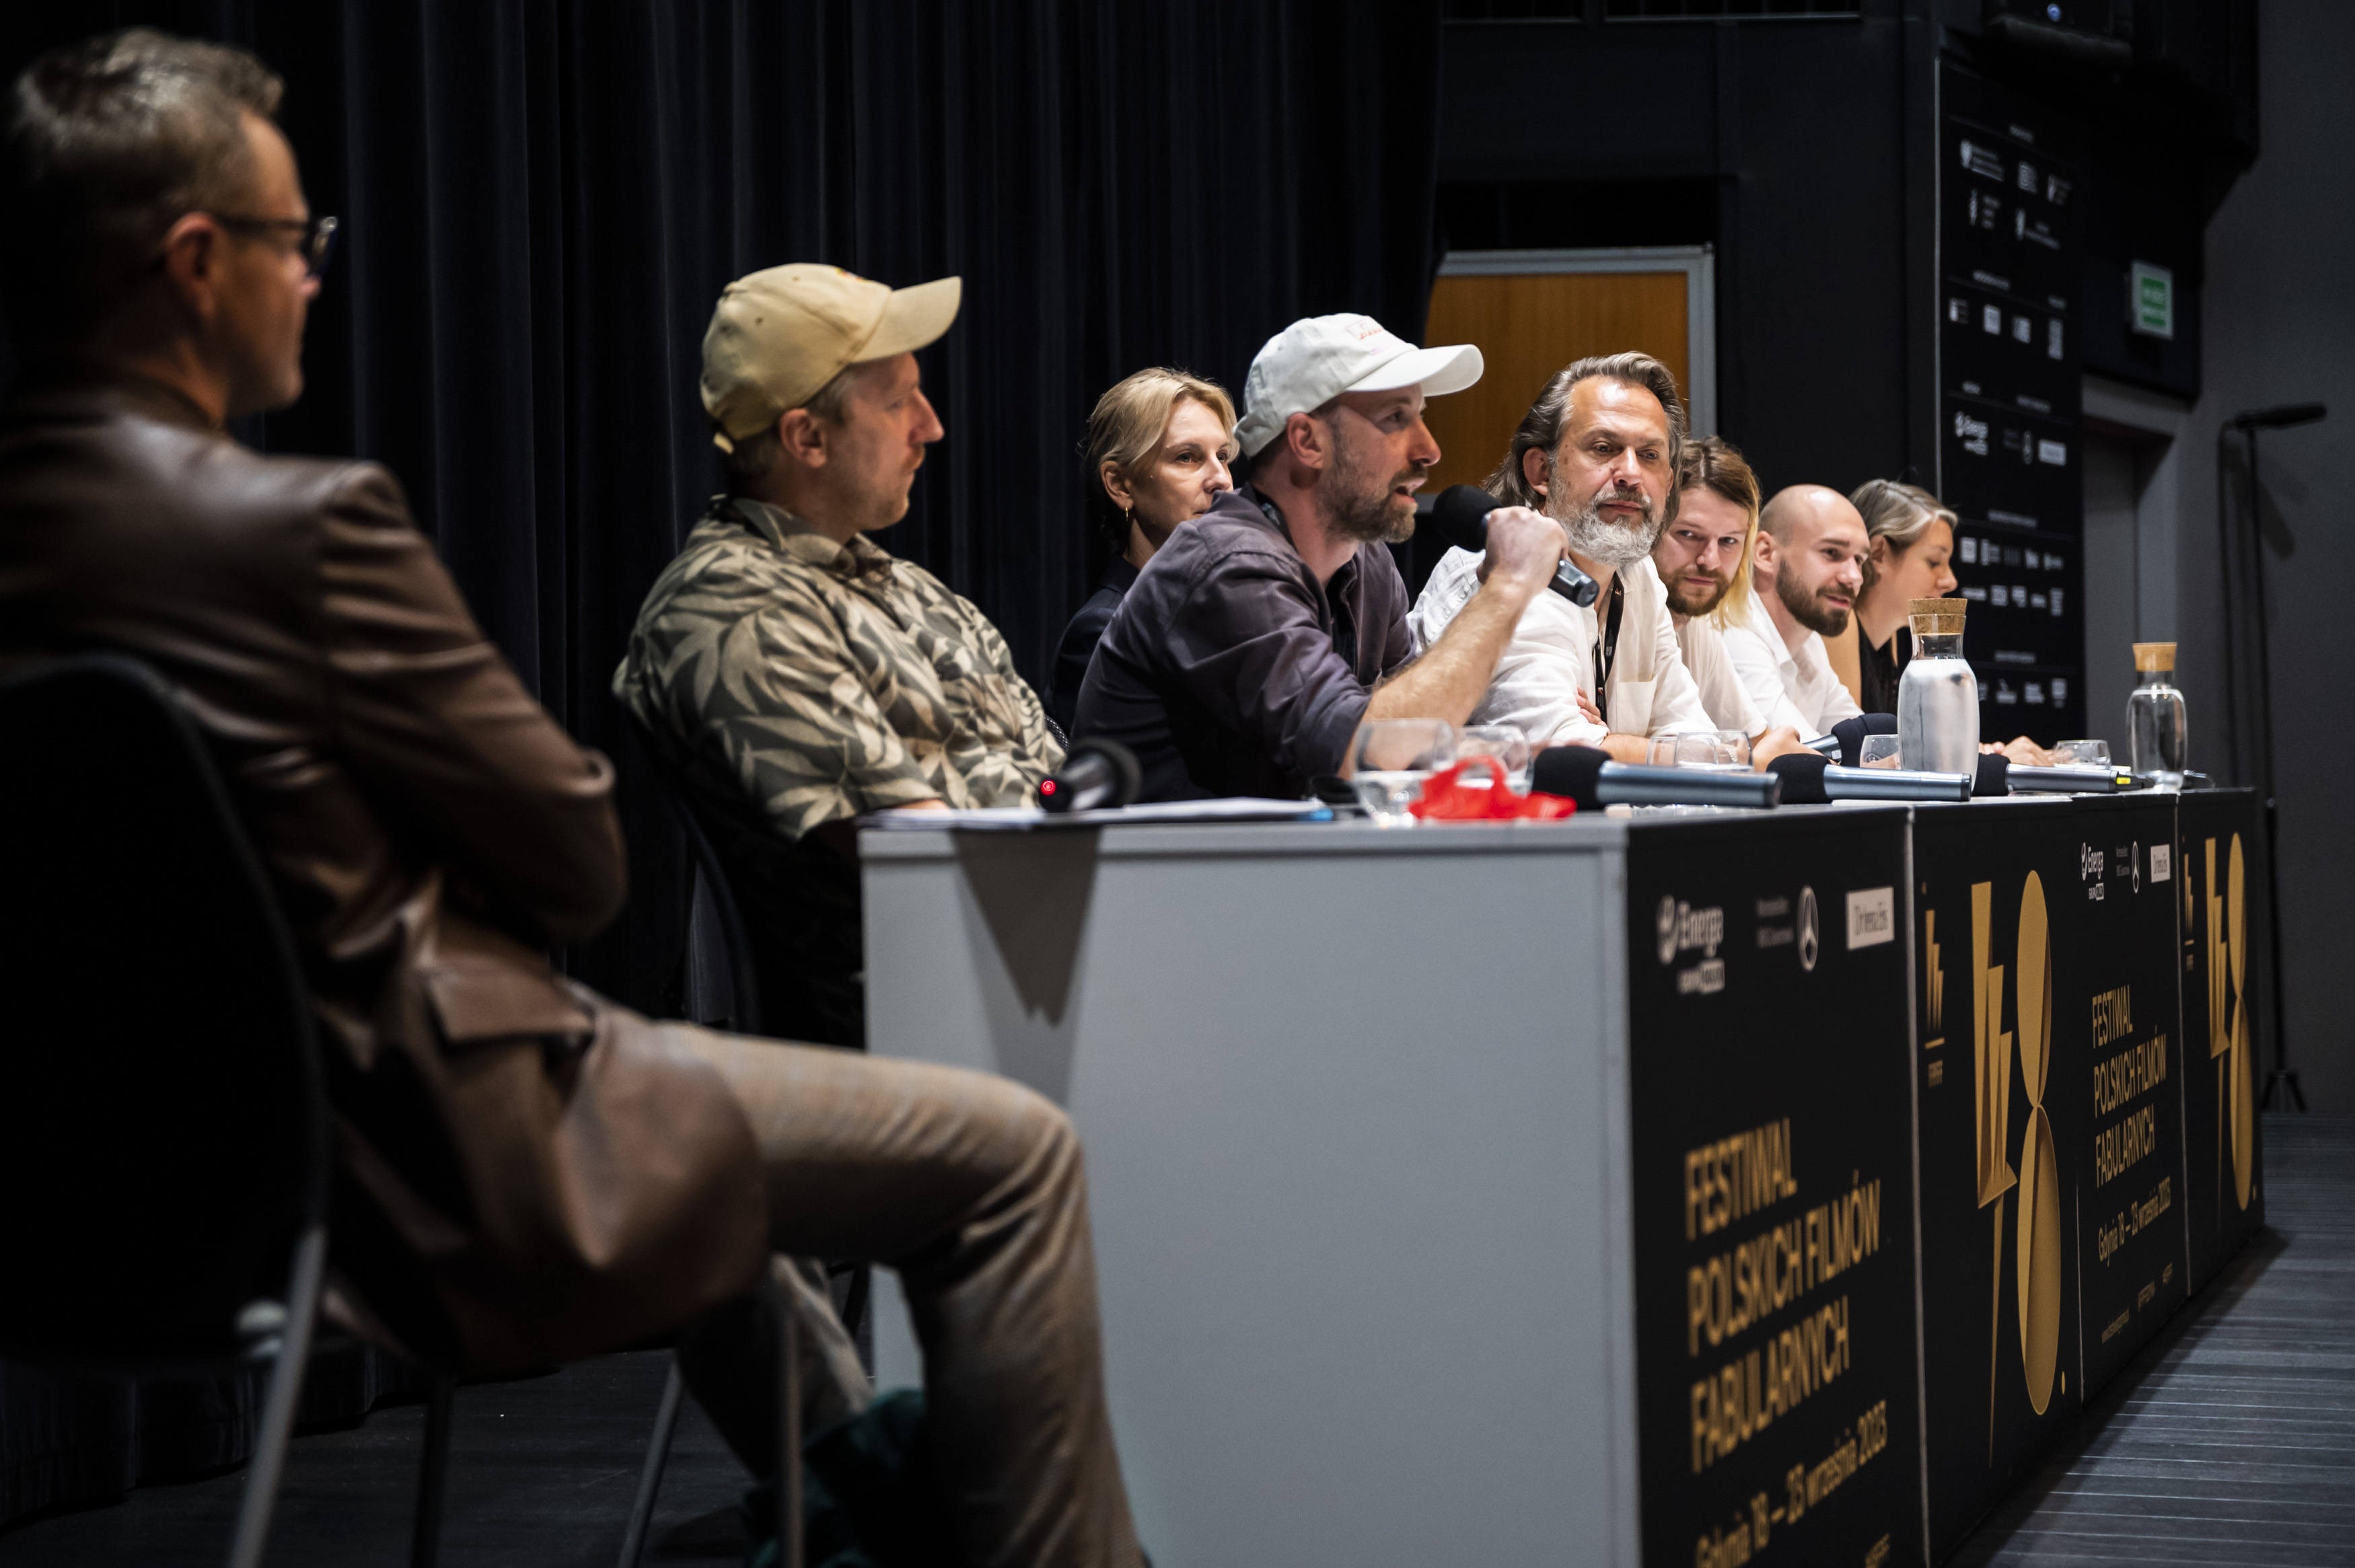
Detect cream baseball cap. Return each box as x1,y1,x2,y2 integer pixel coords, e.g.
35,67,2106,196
700,264,963,451
1233,313,1484,458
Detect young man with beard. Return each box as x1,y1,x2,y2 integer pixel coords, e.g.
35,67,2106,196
1651,434,1770,735
1723,484,1869,737
1073,313,1567,801
1410,354,1801,768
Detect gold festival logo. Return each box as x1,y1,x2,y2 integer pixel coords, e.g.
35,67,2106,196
1972,874,2063,1454
2206,835,2255,1211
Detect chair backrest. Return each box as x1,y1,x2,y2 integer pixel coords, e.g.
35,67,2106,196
0,655,328,1371
625,714,764,1037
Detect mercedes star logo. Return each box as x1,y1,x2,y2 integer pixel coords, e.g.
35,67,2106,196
1798,886,1820,972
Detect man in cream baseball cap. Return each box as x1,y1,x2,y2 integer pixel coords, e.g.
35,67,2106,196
699,262,962,457
617,262,1062,1030
1073,310,1569,802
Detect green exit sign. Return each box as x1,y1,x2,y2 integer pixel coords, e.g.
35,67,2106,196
2129,261,2175,340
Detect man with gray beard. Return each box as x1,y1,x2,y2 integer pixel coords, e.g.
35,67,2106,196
1410,353,1787,764
1076,313,1567,801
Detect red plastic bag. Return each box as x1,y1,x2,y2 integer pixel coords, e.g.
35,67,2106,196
1407,758,1577,821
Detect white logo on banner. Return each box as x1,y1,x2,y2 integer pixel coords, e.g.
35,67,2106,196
1847,887,1895,951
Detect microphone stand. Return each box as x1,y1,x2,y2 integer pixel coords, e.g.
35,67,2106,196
2222,404,2325,1113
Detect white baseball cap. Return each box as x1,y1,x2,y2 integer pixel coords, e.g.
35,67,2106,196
1233,313,1484,458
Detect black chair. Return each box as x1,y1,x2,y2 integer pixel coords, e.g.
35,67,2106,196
0,657,803,1568
620,729,876,1568
0,654,348,1568
674,768,768,1036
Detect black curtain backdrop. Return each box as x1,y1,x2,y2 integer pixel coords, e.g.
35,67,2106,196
1,1,1445,1012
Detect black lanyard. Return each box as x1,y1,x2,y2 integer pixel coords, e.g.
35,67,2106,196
1592,574,1625,724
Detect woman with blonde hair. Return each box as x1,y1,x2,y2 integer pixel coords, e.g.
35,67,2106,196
1044,367,1237,731
1848,478,1959,714
1850,479,2054,761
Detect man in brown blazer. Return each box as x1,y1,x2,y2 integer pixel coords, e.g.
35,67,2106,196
0,31,1141,1568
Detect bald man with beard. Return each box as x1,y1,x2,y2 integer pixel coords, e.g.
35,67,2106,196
1723,484,1869,738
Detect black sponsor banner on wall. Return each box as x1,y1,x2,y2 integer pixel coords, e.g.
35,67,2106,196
2068,794,2189,1396
2176,789,2269,1292
1911,798,2085,1561
1939,65,2089,741
1624,807,1922,1568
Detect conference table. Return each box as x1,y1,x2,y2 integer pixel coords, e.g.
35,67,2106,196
858,787,2270,1568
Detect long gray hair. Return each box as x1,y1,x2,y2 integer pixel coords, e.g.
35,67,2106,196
1482,352,1688,525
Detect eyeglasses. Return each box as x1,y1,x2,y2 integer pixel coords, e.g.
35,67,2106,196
211,213,340,279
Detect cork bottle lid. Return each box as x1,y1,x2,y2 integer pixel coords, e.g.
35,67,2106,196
1908,596,1967,636
2132,642,2177,673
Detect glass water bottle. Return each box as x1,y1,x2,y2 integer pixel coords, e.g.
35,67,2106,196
1898,597,1980,774
2126,642,2187,790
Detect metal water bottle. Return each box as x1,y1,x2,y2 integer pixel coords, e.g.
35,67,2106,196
1897,597,1980,774
2126,642,2187,790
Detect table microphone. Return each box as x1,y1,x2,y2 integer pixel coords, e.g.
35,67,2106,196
1038,736,1143,813
1531,744,1780,809
1422,485,1599,607
1768,751,1973,803
2002,763,2137,794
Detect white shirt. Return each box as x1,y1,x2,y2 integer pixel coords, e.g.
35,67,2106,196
1407,550,1711,745
1720,587,1862,739
1672,611,1764,735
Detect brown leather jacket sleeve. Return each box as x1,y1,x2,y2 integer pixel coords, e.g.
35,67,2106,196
317,464,626,942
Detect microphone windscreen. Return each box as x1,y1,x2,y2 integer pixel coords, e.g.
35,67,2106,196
1828,712,1897,768
1973,753,2010,798
1073,735,1143,805
1529,743,1609,809
1428,484,1504,552
1768,751,1832,805
1041,735,1144,812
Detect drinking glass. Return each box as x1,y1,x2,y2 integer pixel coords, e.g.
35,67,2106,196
1858,735,1903,770
1457,724,1532,791
1646,729,1753,772
2052,738,2111,766
1350,718,1455,825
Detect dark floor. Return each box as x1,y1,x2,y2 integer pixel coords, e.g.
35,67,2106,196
1953,1113,2355,1567
0,1351,751,1566
3,1113,2349,1567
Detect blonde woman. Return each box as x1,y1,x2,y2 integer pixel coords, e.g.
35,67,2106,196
1849,479,1959,714
1045,367,1237,731
1850,479,2052,761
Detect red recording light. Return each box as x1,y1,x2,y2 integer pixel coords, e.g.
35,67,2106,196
1040,779,1056,795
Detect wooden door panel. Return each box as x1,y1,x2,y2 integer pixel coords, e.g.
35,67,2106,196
1422,272,1690,492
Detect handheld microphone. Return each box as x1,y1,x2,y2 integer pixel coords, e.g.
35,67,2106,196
1038,736,1143,813
1423,484,1599,607
2229,402,2326,431
2002,763,2136,794
1768,752,1973,803
1531,744,1780,810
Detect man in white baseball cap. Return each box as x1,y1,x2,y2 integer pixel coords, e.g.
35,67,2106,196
1073,311,1570,801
